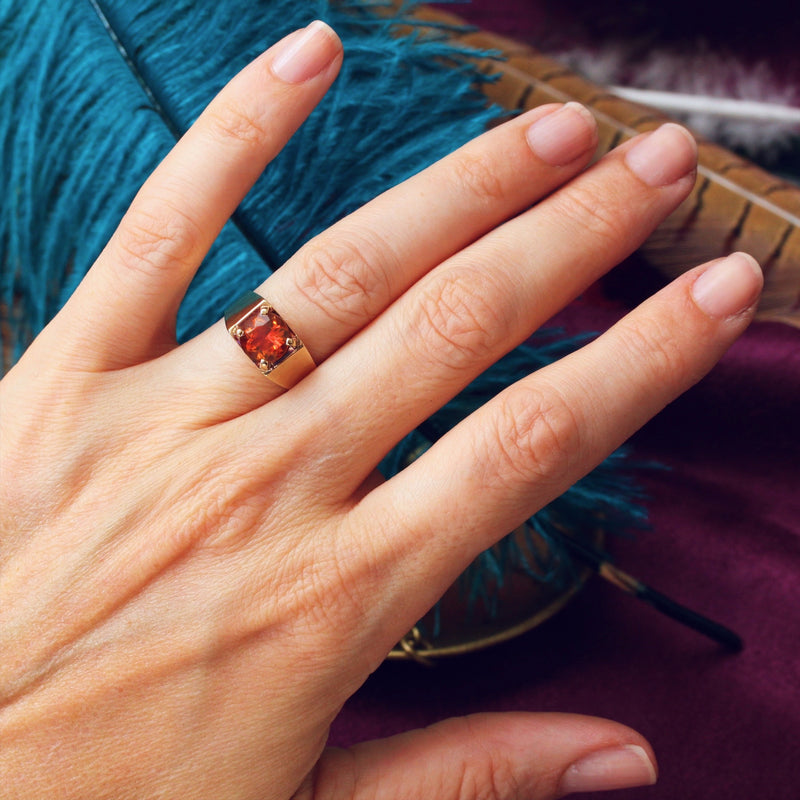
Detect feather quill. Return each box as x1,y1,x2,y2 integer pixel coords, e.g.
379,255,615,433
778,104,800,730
608,87,800,126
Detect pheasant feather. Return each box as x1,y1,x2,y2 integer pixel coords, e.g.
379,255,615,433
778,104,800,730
414,3,800,326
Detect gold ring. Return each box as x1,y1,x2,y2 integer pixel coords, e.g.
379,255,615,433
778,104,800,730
224,291,315,389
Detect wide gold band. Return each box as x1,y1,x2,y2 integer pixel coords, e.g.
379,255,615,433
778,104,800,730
263,346,315,389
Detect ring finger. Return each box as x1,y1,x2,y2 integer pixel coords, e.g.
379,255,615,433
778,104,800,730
166,101,600,420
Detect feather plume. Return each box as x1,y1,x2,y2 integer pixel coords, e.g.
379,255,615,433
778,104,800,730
554,44,800,162
0,0,504,370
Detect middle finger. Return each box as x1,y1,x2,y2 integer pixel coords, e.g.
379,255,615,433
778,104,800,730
255,123,698,495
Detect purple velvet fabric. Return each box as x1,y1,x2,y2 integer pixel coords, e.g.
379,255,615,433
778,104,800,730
329,3,800,798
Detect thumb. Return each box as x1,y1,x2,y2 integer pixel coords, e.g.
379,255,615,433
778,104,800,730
296,712,657,800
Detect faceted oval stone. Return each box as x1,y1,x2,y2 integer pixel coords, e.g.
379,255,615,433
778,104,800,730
238,306,295,369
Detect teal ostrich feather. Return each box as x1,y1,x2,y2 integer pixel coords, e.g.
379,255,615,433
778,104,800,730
1,0,501,361
1,0,651,629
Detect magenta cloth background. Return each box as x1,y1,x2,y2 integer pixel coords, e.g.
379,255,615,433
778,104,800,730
330,3,800,798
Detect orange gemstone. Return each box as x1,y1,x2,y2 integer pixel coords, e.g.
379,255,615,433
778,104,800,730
237,306,294,369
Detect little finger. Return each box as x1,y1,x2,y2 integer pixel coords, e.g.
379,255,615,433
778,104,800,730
348,253,762,623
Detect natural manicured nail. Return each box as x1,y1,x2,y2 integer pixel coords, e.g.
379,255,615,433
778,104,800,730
559,745,658,795
625,123,697,186
271,20,340,84
526,102,598,166
691,252,763,318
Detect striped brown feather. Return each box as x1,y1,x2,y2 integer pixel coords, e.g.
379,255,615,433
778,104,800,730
414,5,800,326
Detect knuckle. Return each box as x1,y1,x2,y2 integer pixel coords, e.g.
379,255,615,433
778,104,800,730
203,99,271,150
288,520,380,632
449,150,506,206
444,721,521,800
287,516,404,673
289,547,385,674
295,231,396,326
548,179,630,247
114,201,202,280
487,383,581,488
478,756,521,800
307,553,367,622
621,316,688,386
408,268,507,374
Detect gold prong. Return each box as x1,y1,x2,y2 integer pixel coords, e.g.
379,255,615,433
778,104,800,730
232,327,244,338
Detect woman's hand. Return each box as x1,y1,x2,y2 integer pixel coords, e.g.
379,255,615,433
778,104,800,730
0,21,762,800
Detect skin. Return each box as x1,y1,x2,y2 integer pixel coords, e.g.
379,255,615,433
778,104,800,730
0,22,761,800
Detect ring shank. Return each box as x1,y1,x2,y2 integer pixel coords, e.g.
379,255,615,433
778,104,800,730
266,346,315,388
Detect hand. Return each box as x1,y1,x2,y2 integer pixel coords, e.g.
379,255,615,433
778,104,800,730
0,20,762,800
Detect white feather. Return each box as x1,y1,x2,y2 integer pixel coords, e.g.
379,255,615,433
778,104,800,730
552,44,800,160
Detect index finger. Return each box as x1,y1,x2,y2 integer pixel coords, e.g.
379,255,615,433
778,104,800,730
52,21,343,370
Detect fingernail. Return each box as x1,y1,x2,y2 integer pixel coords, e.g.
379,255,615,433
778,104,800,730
271,20,340,84
559,745,658,795
625,123,697,186
526,102,598,166
691,252,763,318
